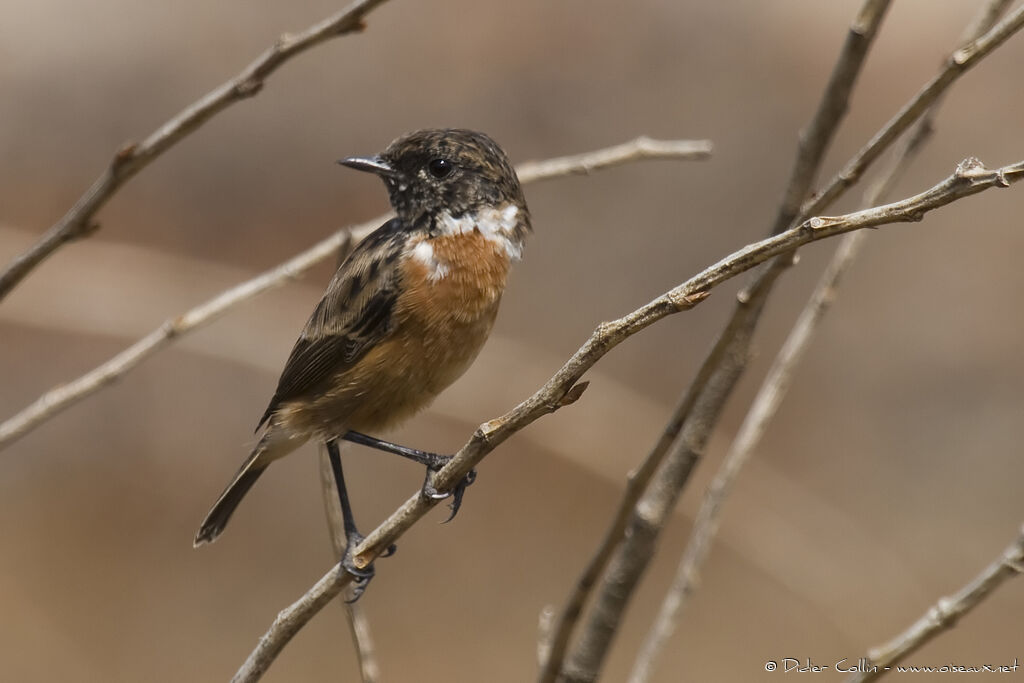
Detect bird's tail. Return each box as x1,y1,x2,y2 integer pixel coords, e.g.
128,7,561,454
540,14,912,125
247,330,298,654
193,426,308,547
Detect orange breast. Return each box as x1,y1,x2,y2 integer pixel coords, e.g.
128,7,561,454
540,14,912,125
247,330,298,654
279,231,512,437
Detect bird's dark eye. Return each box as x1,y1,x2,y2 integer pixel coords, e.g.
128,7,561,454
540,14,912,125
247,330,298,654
427,158,454,179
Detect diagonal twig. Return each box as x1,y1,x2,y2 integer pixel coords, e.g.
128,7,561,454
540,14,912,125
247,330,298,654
540,1,893,679
0,136,710,452
803,2,1024,221
626,4,1013,680
233,157,1024,683
550,4,1024,681
845,524,1024,683
0,0,394,303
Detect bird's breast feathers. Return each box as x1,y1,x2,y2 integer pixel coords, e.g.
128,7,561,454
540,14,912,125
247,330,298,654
399,201,525,319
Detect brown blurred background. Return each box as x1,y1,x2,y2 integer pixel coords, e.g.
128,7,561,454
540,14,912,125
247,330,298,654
2,1,1023,681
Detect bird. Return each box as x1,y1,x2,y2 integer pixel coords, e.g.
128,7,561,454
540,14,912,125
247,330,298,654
194,128,531,596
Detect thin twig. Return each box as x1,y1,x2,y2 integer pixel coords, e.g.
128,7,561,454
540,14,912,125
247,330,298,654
515,137,711,179
770,0,893,235
539,2,893,679
0,136,710,452
0,0,393,302
538,605,556,670
844,524,1024,683
319,447,380,683
626,4,1011,679
233,158,1024,683
803,2,1024,221
627,140,915,683
550,5,1024,680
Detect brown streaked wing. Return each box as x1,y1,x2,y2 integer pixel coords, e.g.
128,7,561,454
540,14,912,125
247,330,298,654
256,218,406,430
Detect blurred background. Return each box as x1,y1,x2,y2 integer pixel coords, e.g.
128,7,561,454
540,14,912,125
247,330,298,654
2,0,1023,681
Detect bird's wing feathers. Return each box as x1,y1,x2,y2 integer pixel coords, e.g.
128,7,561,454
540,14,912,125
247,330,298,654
256,219,406,430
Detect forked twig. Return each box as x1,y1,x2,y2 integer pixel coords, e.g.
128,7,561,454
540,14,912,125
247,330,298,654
626,3,1012,680
845,525,1024,683
540,1,893,678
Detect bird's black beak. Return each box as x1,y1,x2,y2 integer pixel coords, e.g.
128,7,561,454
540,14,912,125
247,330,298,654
338,155,398,178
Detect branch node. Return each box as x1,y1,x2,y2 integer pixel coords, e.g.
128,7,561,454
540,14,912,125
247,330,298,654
555,381,590,410
951,46,974,66
473,421,499,446
806,216,841,232
113,142,138,167
235,78,265,97
351,551,373,570
1004,557,1024,574
934,598,958,627
670,288,710,310
594,320,620,340
70,221,102,241
164,316,186,338
954,156,987,179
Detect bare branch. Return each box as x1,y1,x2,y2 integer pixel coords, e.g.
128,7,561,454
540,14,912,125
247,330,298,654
0,136,709,452
233,159,1024,682
803,2,1024,221
844,525,1024,683
0,0,394,303
628,163,903,683
770,0,892,235
0,231,355,450
627,4,1013,678
515,137,711,181
538,605,556,670
550,5,1024,680
540,1,892,678
343,603,380,683
318,448,381,683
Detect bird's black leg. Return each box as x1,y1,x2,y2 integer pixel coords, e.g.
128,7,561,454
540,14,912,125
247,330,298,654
326,438,378,601
342,430,476,522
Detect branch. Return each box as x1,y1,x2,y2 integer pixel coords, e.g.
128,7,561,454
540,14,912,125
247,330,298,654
541,1,892,678
319,448,380,683
0,0,394,303
627,4,1011,679
844,525,1024,683
770,0,892,235
803,2,1024,220
627,145,916,683
233,158,1024,682
515,137,711,180
550,5,1024,680
0,136,710,452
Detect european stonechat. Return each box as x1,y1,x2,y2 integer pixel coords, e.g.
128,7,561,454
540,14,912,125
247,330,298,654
194,129,531,593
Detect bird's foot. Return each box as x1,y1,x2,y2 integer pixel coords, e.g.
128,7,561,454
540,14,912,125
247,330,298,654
341,531,376,602
422,460,477,523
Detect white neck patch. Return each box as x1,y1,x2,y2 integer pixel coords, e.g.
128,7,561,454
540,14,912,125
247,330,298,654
410,241,449,282
435,204,524,261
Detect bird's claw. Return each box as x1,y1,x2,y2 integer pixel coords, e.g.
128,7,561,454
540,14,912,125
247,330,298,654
421,464,477,523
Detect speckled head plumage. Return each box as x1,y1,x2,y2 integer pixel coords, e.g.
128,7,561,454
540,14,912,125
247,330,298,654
341,128,531,236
